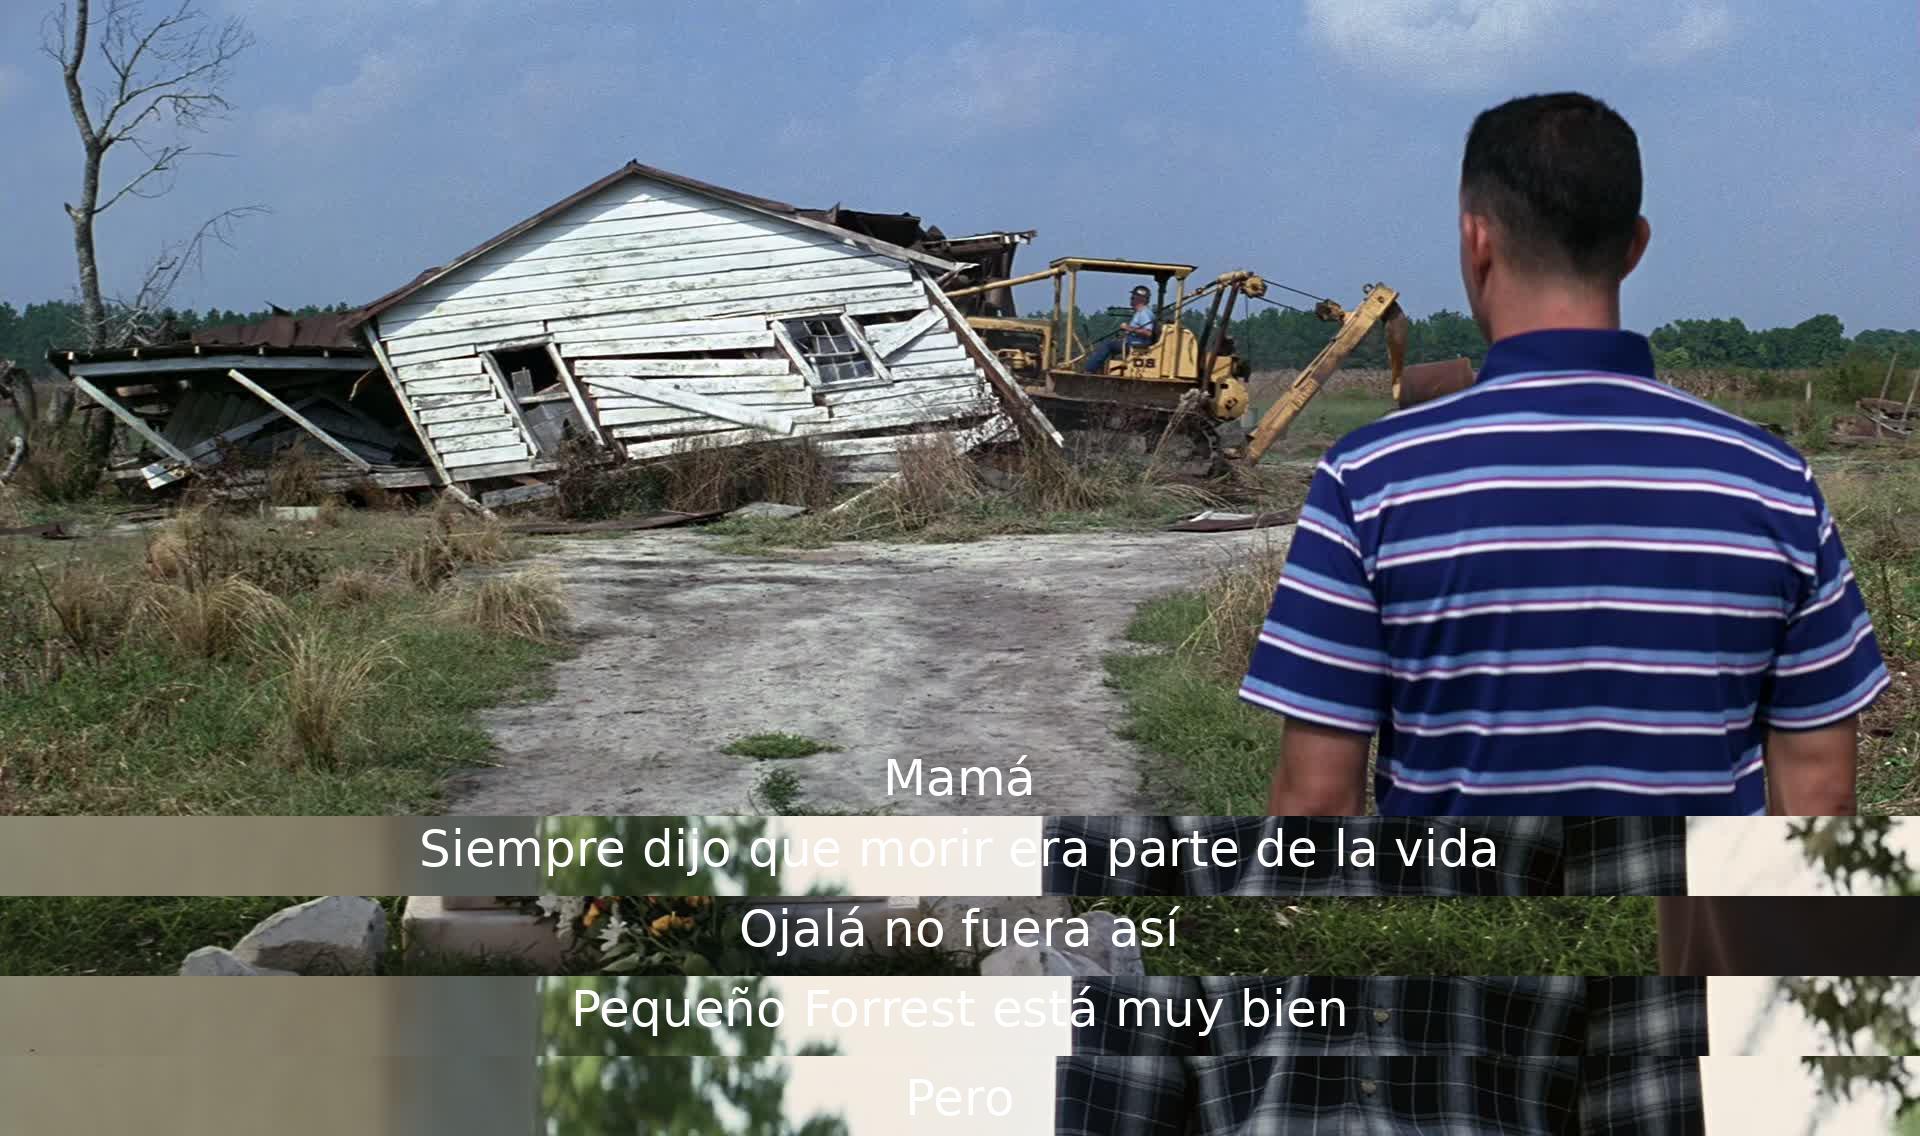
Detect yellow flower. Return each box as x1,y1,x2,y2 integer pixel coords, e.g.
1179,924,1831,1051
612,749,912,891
649,913,695,936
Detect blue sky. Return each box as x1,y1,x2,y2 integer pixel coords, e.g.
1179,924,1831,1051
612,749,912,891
2,0,1914,332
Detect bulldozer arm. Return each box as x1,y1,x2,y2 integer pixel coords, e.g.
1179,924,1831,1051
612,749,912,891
1242,285,1406,464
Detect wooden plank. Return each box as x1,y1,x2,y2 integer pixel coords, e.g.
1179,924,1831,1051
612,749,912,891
920,274,1063,449
829,390,995,422
618,399,996,460
821,378,980,408
419,400,512,425
226,369,373,471
841,317,894,385
584,374,799,435
69,354,369,380
437,429,527,455
600,404,826,429
395,356,487,381
68,373,194,471
385,254,900,326
428,415,520,440
401,375,494,397
545,341,608,449
768,319,819,387
478,351,541,457
814,434,954,458
560,331,775,357
557,314,771,344
397,241,864,309
379,267,915,340
445,443,534,469
450,456,558,481
547,285,922,337
365,320,462,493
144,396,327,488
381,321,549,359
571,357,792,379
890,342,970,368
574,363,807,391
480,482,559,508
866,308,946,358
593,390,812,410
890,359,982,383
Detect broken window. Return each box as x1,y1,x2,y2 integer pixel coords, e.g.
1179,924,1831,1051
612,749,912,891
777,315,888,388
484,343,593,457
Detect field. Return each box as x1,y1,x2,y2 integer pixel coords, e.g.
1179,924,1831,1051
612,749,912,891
2,362,1914,819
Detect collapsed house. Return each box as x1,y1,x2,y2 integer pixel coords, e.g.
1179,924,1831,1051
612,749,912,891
52,161,1051,509
47,311,422,494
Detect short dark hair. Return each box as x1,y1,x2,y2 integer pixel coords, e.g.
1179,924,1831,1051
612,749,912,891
1461,92,1642,280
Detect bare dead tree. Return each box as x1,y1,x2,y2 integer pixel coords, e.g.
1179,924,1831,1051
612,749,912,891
42,0,255,465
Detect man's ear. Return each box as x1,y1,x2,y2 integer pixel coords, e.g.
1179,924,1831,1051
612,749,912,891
1620,216,1652,279
1459,212,1495,290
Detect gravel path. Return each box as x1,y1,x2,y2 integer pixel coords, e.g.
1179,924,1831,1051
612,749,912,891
443,527,1277,815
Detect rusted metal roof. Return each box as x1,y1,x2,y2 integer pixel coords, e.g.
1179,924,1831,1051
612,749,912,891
188,311,366,350
48,310,372,369
354,160,969,326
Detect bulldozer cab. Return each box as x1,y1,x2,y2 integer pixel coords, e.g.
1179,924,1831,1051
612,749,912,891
1050,258,1192,380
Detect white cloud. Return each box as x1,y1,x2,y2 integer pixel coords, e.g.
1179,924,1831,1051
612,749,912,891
1304,0,1588,90
1639,1,1733,65
254,47,428,145
857,28,1102,137
1304,0,1734,90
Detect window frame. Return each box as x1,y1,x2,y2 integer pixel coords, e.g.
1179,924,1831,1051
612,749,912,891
770,311,894,391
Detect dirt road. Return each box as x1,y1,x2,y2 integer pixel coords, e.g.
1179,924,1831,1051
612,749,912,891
445,527,1277,816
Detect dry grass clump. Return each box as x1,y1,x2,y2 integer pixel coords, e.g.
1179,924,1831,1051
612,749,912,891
144,506,239,585
11,418,101,503
890,435,984,517
440,568,567,642
265,444,326,506
1184,538,1292,678
318,567,399,609
402,510,509,589
39,561,132,660
131,576,289,660
652,435,837,514
260,626,396,769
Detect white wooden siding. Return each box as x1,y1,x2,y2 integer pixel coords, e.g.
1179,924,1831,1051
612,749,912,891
373,173,1002,478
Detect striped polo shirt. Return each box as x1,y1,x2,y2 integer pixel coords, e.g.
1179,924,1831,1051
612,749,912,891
1241,328,1888,815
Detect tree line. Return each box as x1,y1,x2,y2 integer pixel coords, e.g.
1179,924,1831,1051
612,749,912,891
1070,303,1919,373
7,293,1915,381
1,299,357,377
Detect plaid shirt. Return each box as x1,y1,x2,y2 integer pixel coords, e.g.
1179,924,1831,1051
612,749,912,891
1042,817,1686,897
1059,977,1705,1135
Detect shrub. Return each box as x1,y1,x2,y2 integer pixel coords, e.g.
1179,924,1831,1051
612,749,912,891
131,576,289,660
262,626,396,769
14,418,102,503
441,568,567,642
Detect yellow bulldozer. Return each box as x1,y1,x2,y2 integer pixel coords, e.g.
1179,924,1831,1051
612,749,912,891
946,256,1468,473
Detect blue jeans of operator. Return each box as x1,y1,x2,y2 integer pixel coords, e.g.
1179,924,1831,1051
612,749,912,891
1085,334,1149,374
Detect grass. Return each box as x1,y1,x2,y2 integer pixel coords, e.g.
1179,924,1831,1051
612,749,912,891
0,504,568,814
723,732,840,759
703,439,1306,556
1102,894,1656,976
